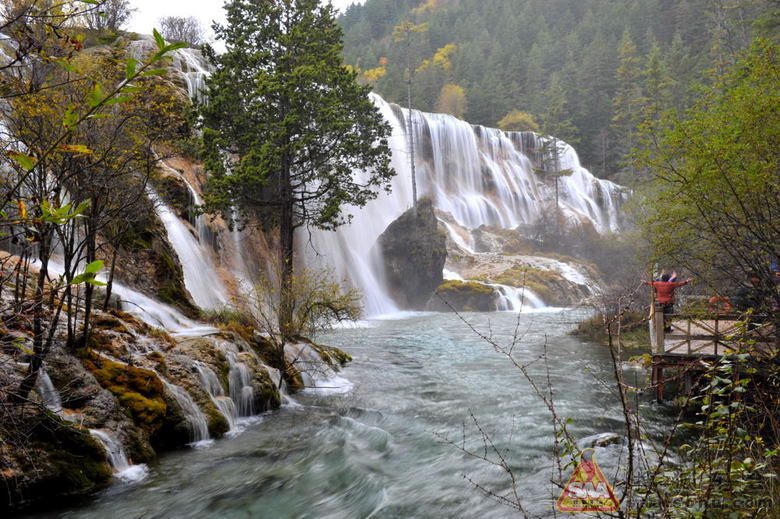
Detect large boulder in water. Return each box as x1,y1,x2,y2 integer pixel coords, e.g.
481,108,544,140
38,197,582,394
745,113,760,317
375,198,447,309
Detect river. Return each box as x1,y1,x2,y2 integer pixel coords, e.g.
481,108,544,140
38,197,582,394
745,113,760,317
23,309,671,518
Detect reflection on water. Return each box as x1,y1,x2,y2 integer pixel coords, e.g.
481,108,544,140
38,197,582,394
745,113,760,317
23,310,671,519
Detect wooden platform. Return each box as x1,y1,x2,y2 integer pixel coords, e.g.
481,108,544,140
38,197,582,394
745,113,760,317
648,305,775,401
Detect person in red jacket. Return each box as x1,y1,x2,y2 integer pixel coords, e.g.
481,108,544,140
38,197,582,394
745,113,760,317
643,273,693,332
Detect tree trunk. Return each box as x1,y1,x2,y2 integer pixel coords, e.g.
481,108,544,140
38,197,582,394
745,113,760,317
12,232,50,403
279,197,294,342
103,247,118,311
80,219,96,347
407,62,417,212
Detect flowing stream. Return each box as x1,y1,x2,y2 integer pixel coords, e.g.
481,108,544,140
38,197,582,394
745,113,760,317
24,310,672,519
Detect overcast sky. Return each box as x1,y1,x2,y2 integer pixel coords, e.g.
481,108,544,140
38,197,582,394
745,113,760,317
127,0,365,41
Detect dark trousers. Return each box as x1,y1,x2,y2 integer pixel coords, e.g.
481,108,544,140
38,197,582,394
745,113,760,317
661,303,674,332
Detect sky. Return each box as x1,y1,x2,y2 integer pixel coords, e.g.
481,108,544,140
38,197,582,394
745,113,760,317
127,0,365,41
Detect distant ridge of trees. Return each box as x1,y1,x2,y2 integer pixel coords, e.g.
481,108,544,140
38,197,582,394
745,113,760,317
339,0,779,183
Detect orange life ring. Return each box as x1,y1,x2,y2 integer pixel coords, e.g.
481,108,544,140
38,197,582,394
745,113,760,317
707,296,731,314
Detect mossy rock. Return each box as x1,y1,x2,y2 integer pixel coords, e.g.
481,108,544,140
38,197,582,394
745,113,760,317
0,410,112,512
85,328,132,359
249,335,305,392
253,368,282,411
93,316,131,334
428,280,497,312
81,354,167,436
309,341,352,367
205,405,231,438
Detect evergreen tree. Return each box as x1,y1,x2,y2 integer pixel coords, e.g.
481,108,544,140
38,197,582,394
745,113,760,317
611,28,643,171
199,0,394,339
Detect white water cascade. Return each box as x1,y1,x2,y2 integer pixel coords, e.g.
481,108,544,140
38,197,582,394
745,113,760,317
127,40,209,101
494,285,546,311
226,351,256,417
90,429,148,482
36,369,62,414
306,96,627,316
124,42,625,316
194,361,238,431
162,380,211,444
147,189,230,310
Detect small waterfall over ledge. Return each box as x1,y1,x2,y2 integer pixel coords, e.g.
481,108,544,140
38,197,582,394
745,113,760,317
305,95,627,316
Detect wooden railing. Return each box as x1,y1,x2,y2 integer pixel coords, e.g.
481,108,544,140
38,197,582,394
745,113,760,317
649,303,775,356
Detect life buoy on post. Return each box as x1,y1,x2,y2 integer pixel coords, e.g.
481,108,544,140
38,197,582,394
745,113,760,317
707,296,732,315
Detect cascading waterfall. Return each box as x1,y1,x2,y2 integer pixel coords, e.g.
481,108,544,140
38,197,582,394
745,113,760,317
193,340,260,429
194,361,238,431
227,352,255,417
306,95,627,315
125,41,625,316
161,380,211,444
147,189,230,310
89,429,148,482
127,39,209,101
494,285,546,311
36,369,62,414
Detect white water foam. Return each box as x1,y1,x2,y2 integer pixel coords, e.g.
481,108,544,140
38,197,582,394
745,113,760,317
90,429,148,483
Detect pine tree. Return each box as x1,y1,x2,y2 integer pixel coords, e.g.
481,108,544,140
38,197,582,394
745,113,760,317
611,28,643,170
199,0,394,339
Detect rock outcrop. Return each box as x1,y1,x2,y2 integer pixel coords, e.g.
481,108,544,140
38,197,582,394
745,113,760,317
375,198,447,309
428,280,497,312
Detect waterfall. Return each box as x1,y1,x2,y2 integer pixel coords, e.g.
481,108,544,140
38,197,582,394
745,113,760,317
194,361,238,431
127,39,209,101
90,429,148,482
143,47,625,315
226,352,255,417
305,96,626,315
36,369,62,414
162,380,211,444
494,285,546,311
147,189,230,310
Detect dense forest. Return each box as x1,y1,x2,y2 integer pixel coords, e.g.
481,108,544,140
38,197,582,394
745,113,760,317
339,0,779,181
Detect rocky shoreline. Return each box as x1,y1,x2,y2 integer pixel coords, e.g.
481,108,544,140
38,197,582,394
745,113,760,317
0,300,350,513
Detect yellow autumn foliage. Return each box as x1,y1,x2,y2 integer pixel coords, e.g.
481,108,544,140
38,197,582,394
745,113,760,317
435,83,467,118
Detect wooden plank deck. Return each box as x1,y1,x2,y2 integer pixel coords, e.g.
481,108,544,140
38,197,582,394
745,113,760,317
648,304,776,400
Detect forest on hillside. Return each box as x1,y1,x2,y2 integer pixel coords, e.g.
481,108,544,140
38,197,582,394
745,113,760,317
339,0,779,182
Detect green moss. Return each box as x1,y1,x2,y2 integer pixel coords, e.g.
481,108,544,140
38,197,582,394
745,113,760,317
3,412,112,510
93,316,130,334
310,342,352,367
82,354,167,435
433,280,496,311
437,280,494,295
146,351,167,375
204,405,230,438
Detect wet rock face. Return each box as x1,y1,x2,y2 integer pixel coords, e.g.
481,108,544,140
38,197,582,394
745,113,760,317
376,198,447,309
0,409,112,513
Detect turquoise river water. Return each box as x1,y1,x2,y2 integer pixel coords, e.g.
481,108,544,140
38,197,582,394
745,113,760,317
22,310,672,518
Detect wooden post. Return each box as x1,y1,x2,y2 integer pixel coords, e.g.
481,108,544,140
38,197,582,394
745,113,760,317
653,364,665,402
650,303,666,354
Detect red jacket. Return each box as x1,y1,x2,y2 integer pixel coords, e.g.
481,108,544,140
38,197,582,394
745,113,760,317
643,280,689,303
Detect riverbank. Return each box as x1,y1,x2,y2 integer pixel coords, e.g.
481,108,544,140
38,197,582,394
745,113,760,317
0,296,350,514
